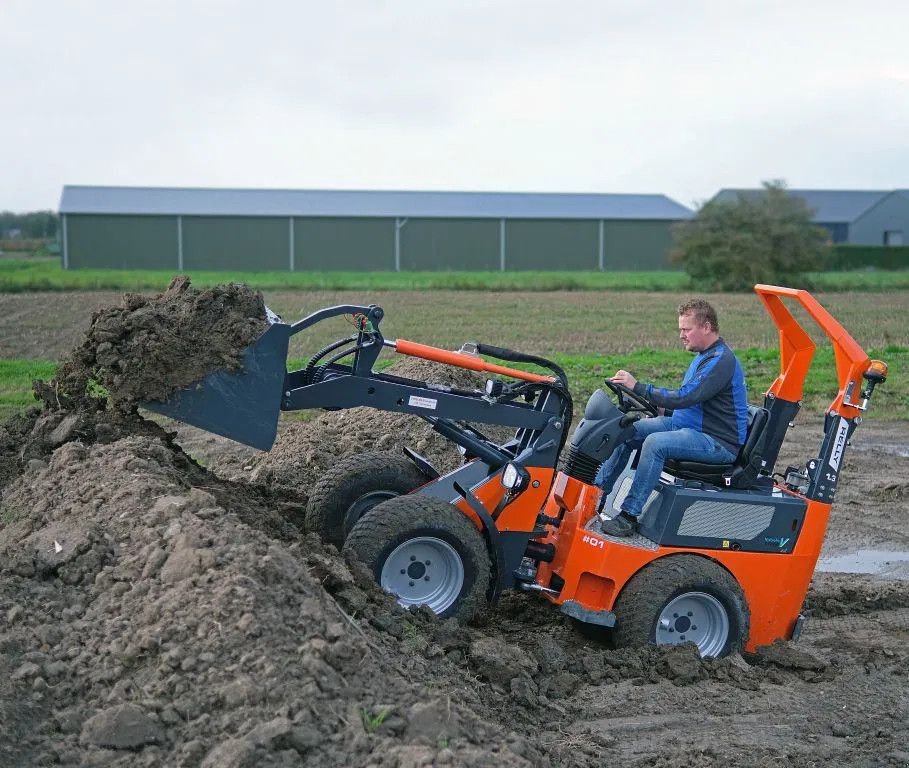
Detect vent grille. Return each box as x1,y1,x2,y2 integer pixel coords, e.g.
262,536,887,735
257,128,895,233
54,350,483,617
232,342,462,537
677,501,773,539
560,445,600,484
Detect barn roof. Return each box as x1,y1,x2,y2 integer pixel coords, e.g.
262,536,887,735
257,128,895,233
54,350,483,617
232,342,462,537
712,188,890,223
59,186,693,221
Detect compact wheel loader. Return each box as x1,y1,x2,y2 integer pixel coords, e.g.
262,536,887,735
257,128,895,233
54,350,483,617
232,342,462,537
148,285,887,658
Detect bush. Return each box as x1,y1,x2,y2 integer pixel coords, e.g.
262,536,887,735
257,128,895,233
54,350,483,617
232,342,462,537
672,181,830,291
829,245,909,271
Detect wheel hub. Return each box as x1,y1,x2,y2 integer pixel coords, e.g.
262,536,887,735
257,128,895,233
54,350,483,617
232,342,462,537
380,537,464,614
656,591,729,658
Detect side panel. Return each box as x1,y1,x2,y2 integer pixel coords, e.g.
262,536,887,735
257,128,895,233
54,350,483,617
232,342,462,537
66,214,177,269
602,219,677,270
638,484,807,554
505,219,598,270
182,216,289,270
294,217,395,271
400,217,499,270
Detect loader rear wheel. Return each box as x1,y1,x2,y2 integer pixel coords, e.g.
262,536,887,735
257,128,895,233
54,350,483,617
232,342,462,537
305,451,429,547
343,495,491,621
611,554,749,658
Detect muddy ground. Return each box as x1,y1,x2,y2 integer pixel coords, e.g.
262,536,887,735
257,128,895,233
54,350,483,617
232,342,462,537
0,287,907,767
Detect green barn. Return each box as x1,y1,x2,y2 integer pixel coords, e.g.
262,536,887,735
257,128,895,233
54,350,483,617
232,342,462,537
58,186,692,271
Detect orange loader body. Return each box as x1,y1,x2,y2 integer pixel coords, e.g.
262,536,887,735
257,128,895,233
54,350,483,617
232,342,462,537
443,284,884,653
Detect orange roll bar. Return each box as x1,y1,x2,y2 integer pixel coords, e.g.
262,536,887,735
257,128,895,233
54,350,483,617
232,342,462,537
754,285,871,417
394,339,557,384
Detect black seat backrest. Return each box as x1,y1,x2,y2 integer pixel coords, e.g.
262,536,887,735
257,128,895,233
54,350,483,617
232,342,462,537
663,404,770,490
736,405,769,468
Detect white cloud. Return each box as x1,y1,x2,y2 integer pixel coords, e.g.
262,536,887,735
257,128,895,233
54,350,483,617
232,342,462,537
2,0,908,210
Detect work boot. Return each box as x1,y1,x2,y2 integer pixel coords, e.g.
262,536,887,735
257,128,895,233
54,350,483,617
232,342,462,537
600,511,638,537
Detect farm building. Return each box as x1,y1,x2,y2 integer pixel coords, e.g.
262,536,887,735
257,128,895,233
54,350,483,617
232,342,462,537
57,186,692,271
712,188,909,246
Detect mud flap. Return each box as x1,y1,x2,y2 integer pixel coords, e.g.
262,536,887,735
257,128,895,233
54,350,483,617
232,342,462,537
145,320,292,451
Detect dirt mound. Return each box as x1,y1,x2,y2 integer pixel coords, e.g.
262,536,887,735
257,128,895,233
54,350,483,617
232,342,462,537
0,434,545,767
249,355,507,503
39,275,268,412
0,277,269,496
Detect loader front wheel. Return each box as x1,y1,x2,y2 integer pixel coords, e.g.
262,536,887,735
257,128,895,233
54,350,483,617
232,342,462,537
343,495,491,621
611,554,749,658
305,451,429,547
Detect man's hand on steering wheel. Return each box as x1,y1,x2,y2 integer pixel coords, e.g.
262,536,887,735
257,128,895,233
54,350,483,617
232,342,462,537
604,371,659,417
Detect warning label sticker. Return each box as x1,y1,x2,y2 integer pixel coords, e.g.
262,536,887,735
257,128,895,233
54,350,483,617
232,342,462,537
407,395,438,410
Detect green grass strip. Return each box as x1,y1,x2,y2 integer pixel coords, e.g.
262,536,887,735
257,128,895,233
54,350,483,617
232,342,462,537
1,258,908,292
0,360,57,415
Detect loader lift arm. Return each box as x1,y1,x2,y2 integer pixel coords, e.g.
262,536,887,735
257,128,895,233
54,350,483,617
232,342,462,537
148,303,572,465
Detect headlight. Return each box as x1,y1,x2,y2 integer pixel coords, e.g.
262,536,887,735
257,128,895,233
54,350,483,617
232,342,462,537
485,379,504,397
501,462,529,491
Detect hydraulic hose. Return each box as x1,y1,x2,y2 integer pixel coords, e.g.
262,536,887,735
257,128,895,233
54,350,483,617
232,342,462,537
474,343,568,390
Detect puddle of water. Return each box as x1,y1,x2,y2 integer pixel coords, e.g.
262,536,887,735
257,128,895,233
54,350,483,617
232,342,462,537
817,549,909,579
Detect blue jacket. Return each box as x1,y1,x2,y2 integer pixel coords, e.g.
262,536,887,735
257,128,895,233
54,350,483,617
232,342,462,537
632,338,749,454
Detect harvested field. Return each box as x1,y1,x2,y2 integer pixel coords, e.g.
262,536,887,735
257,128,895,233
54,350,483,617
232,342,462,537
0,286,907,767
1,289,907,360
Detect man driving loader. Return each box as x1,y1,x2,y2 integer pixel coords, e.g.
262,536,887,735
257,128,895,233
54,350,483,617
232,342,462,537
596,298,749,536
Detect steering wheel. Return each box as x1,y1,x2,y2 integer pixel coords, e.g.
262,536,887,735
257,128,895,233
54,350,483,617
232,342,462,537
604,380,659,417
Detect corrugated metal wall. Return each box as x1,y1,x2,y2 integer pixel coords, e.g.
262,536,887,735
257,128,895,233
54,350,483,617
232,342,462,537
294,217,394,270
182,216,289,270
602,220,678,270
400,218,499,270
505,219,599,270
66,215,177,269
64,214,679,271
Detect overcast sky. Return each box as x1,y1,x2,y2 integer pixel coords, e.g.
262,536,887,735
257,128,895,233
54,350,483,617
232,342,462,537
4,0,908,212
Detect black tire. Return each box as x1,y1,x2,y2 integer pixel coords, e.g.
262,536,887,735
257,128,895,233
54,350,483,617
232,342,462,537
305,451,429,547
343,495,492,622
612,554,749,658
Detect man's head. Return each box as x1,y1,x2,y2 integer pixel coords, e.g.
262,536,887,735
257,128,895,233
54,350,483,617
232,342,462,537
677,299,720,353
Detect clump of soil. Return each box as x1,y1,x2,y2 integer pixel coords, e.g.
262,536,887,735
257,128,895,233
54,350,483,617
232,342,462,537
0,277,268,494
41,275,269,411
248,355,508,504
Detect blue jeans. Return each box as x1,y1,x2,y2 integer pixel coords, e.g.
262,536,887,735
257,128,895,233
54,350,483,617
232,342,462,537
594,416,736,518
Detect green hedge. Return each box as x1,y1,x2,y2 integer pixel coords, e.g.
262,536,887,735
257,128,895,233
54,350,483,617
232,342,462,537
830,245,909,270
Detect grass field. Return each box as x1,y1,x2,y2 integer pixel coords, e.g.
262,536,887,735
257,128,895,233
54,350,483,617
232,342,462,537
1,258,908,292
4,345,903,421
0,266,903,422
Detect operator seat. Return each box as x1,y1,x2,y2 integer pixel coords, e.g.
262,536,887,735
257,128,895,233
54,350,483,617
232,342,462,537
663,405,770,490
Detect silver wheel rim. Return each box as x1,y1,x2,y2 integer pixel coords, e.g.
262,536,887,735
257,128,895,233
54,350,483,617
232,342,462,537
380,536,465,614
656,591,730,658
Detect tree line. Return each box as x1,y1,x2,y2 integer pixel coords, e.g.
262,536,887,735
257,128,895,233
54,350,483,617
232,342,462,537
0,210,59,239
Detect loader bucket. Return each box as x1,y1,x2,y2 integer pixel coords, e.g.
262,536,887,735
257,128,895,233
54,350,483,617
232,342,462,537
144,319,292,451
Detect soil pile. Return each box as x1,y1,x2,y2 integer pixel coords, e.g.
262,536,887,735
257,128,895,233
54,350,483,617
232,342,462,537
40,275,269,411
0,435,552,767
0,277,268,493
